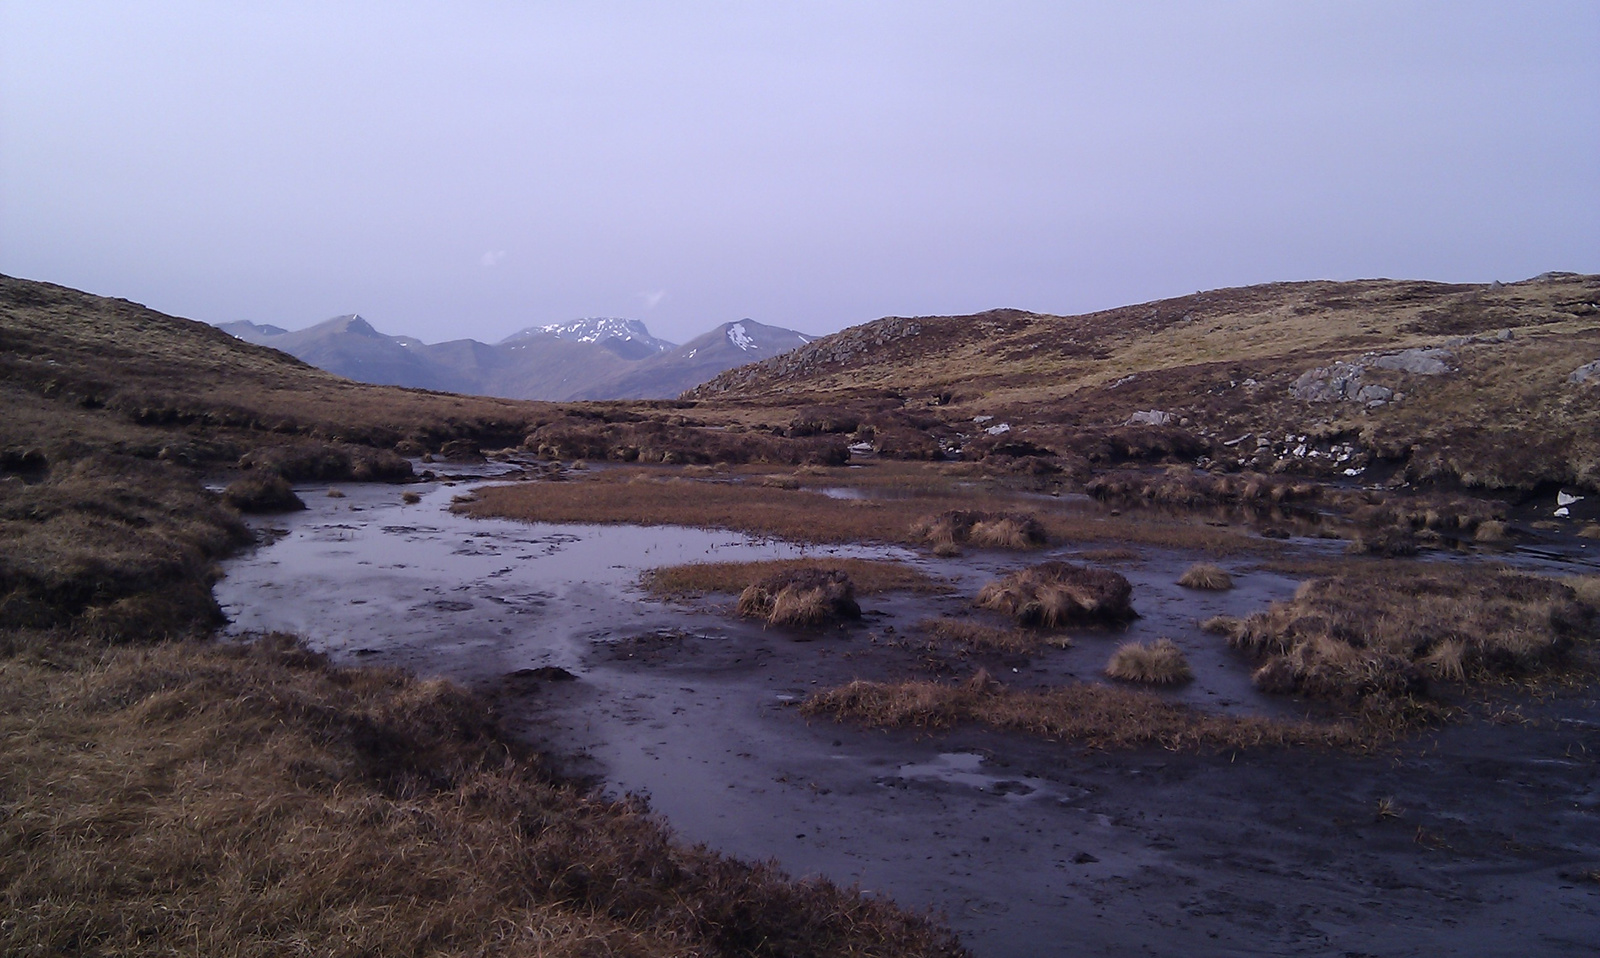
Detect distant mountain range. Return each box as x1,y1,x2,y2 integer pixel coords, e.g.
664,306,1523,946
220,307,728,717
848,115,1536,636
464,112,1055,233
216,315,813,400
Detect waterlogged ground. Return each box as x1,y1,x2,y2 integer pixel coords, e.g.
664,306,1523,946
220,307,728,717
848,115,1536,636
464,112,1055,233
217,472,1600,958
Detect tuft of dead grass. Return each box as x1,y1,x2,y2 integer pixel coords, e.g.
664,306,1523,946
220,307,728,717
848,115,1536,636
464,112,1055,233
221,470,305,513
974,560,1136,627
1105,638,1193,685
1212,566,1596,705
1567,574,1600,612
910,509,1047,552
1177,562,1234,590
0,634,965,957
802,673,1360,751
644,557,944,598
914,618,1072,653
1474,519,1510,542
736,567,862,627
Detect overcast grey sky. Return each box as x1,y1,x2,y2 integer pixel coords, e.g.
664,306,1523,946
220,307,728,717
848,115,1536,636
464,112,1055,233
2,2,1596,345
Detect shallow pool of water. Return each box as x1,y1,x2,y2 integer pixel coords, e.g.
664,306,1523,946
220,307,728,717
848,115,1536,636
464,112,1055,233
217,480,907,677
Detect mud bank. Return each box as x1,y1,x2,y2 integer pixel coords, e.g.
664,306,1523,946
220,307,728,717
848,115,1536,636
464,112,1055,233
216,478,1600,957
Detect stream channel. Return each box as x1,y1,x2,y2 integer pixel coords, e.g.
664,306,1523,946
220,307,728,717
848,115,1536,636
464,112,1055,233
215,471,1600,958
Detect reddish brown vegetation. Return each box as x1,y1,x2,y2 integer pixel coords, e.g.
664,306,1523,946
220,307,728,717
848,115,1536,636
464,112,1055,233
0,635,966,957
803,673,1358,751
1105,639,1193,685
1208,567,1597,706
974,561,1136,627
737,567,862,627
911,509,1048,554
221,470,305,513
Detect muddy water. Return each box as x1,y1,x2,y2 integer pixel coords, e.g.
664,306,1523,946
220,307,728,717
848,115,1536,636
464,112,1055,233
217,478,1600,958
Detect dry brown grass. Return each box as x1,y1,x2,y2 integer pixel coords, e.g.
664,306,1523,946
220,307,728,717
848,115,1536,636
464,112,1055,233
463,469,1267,553
221,470,305,513
0,456,250,641
1210,566,1597,704
0,634,964,957
1,278,561,459
736,567,862,627
910,510,1047,552
1177,562,1234,590
1567,574,1600,612
1105,639,1193,685
913,618,1072,653
644,557,945,597
802,674,1360,751
1474,519,1511,542
974,561,1136,627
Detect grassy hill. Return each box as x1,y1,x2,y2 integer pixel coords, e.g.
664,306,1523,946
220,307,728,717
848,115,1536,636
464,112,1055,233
690,274,1600,492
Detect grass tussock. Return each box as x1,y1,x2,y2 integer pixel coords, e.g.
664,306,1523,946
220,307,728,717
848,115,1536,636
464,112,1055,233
1567,574,1600,612
914,618,1072,653
1474,519,1510,542
1105,638,1193,685
974,560,1136,627
736,567,862,627
910,510,1048,552
221,470,305,513
1177,562,1234,590
1212,566,1597,705
802,674,1359,751
239,441,414,483
645,557,943,598
0,634,964,957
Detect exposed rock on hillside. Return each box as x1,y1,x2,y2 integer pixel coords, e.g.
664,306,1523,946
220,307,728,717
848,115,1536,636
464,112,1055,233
1570,360,1600,385
1290,347,1455,404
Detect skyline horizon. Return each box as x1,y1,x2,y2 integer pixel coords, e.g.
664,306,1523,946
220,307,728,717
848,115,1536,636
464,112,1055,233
30,262,1593,351
4,4,1596,346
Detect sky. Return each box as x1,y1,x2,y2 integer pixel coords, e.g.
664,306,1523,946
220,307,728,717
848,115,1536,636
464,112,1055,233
2,2,1597,346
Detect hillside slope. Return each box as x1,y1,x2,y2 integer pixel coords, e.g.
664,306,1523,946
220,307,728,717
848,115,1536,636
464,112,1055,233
1,277,557,458
689,274,1600,492
579,319,814,400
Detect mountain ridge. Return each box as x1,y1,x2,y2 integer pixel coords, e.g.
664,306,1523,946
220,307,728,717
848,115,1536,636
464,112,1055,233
217,313,811,401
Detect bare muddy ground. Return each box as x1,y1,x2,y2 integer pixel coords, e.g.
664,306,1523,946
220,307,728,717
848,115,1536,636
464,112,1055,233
216,476,1600,957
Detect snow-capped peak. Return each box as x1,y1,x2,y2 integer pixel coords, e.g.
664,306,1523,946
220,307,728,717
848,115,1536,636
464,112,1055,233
501,317,672,351
726,322,755,350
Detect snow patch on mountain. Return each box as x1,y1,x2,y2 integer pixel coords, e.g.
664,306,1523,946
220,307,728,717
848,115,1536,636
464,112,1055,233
727,322,755,350
502,317,674,352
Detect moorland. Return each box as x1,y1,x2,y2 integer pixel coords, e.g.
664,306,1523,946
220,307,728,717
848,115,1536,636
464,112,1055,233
3,271,1598,955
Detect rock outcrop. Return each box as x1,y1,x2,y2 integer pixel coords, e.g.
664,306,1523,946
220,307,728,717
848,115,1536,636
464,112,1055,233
1568,360,1600,385
1290,347,1455,404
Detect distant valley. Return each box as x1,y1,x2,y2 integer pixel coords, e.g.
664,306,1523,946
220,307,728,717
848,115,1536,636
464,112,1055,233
217,314,814,401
